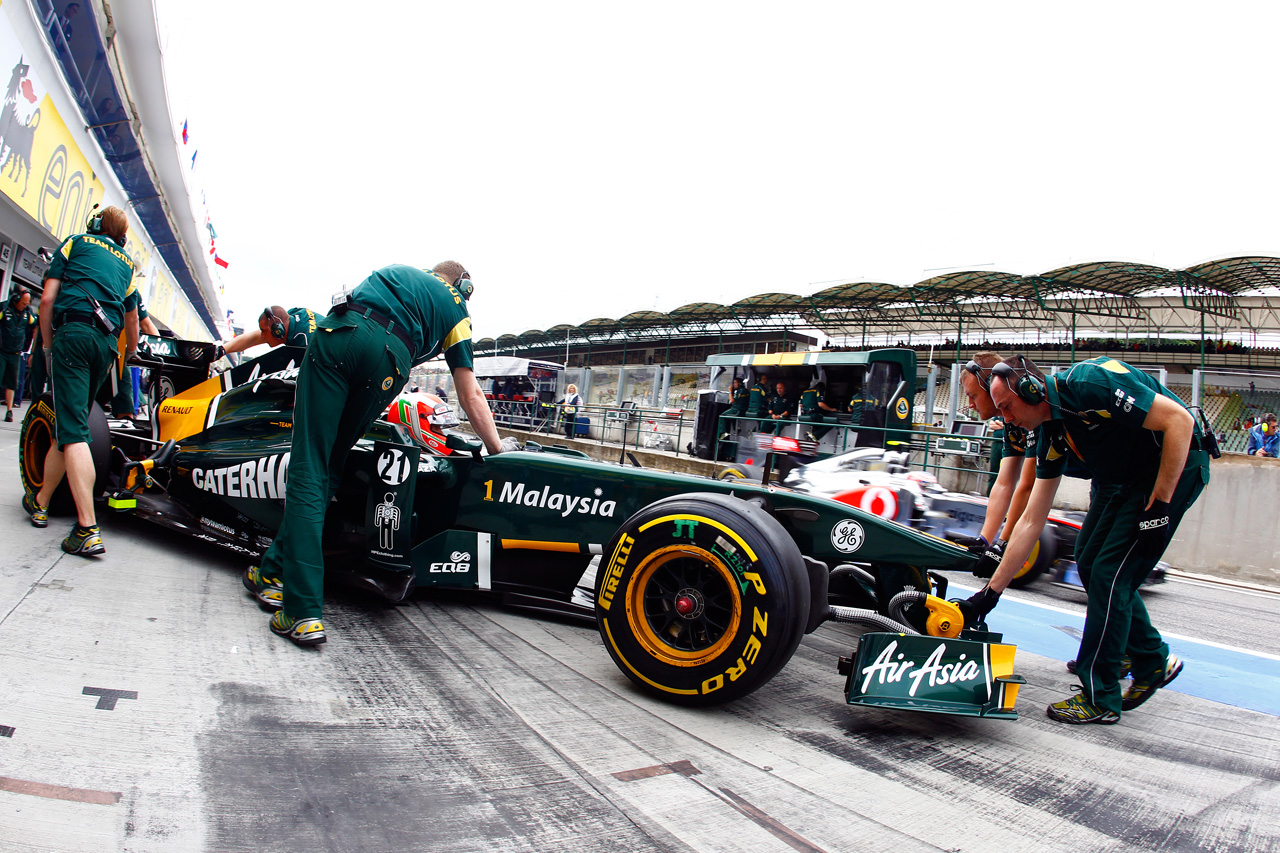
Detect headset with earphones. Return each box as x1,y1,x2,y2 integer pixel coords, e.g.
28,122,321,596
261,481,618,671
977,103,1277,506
86,203,103,235
990,354,1046,405
260,307,286,342
454,270,474,301
962,359,992,391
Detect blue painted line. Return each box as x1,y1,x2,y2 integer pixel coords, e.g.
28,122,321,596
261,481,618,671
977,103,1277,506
952,584,1280,717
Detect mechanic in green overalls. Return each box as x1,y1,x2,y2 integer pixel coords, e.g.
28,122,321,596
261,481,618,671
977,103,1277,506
246,263,507,647
799,381,837,441
963,355,1210,725
219,305,319,358
716,376,750,441
25,205,139,556
1,286,36,422
745,372,769,429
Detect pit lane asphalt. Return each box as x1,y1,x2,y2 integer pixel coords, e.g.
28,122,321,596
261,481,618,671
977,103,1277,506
1,418,1278,853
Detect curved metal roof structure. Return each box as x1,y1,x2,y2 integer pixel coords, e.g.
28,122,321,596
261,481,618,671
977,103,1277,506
476,256,1280,356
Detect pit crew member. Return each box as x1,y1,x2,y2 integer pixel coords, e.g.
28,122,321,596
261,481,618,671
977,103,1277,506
219,306,319,358
1,287,36,422
1246,412,1277,457
246,262,507,647
969,355,1209,725
25,205,139,556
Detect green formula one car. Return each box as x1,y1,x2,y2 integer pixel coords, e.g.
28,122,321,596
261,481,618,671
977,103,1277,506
19,345,1025,717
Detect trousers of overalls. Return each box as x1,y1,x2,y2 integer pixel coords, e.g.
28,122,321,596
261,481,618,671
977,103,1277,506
260,314,409,620
1072,454,1207,714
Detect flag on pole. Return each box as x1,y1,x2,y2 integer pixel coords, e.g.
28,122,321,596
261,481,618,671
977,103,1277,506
214,255,229,269
181,119,188,144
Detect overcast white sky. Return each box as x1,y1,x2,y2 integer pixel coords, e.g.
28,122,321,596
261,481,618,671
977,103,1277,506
155,1,1280,343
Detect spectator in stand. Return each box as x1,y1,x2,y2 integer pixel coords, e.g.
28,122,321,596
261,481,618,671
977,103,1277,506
1246,412,1278,457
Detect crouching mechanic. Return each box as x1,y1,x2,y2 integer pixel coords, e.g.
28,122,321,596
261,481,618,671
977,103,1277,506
25,205,139,555
960,355,1209,725
244,262,510,647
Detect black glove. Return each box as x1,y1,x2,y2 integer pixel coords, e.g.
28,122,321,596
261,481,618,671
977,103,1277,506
973,539,1005,578
1135,499,1172,560
956,586,1001,627
213,344,226,362
952,534,987,553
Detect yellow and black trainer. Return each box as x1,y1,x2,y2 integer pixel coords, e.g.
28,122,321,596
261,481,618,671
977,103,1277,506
269,611,326,646
1122,654,1184,711
62,524,105,556
242,565,284,611
22,493,48,528
1046,692,1119,725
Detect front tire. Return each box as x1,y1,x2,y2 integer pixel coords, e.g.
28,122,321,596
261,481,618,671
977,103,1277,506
595,493,809,705
19,394,111,514
1007,525,1057,588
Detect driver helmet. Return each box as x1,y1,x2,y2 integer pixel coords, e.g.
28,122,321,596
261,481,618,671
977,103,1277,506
386,392,459,455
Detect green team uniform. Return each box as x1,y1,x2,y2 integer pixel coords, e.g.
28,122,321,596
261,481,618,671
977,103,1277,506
44,231,136,446
1034,358,1210,717
846,393,876,425
762,390,790,434
0,298,36,392
279,307,318,347
262,265,473,622
716,382,751,442
799,388,831,439
746,378,768,419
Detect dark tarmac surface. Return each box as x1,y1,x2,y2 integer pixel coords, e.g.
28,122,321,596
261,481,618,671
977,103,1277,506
1,418,1278,852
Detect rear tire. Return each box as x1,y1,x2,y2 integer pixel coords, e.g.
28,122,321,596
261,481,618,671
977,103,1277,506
1007,525,1057,588
19,394,111,515
595,493,809,705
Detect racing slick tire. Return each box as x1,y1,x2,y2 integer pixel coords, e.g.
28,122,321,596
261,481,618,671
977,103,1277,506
1006,524,1057,589
595,492,809,706
19,394,111,515
716,465,747,481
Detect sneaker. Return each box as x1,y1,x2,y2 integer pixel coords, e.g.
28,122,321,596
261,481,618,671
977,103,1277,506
1121,654,1183,711
4,410,12,422
805,430,817,442
243,565,284,610
22,493,48,528
1066,655,1131,676
1046,692,1119,725
62,524,105,556
269,611,326,646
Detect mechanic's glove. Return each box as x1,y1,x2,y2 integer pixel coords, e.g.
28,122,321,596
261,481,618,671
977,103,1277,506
125,347,138,363
499,436,521,453
952,533,987,553
1135,499,1172,560
955,586,1001,627
42,347,52,377
972,539,1005,579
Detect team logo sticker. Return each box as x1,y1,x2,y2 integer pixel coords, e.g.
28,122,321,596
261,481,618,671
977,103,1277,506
382,377,394,390
896,398,910,419
831,518,865,553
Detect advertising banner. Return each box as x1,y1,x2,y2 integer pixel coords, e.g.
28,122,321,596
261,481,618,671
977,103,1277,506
0,10,106,243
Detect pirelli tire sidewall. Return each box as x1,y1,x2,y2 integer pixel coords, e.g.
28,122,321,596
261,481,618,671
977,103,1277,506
18,394,111,514
1006,523,1058,589
595,492,809,706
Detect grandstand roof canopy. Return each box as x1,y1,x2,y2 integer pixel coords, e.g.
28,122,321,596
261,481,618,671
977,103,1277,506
476,256,1280,355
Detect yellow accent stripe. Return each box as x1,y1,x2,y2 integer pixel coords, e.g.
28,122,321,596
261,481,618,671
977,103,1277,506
499,539,582,553
442,317,472,352
637,514,758,563
777,352,806,365
988,642,1016,679
602,620,699,696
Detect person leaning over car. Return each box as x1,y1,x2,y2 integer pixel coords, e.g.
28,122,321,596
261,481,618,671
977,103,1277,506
109,294,159,417
1246,412,1278,457
24,205,139,556
1,286,36,422
955,351,1039,579
218,305,319,358
963,354,1209,726
244,262,508,648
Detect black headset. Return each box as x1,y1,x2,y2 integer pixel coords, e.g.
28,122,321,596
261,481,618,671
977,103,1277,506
962,359,991,391
86,203,103,234
991,355,1045,405
455,270,474,301
8,287,25,306
261,307,285,342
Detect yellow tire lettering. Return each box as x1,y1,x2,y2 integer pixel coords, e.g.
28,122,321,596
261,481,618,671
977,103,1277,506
744,571,766,595
753,607,767,637
597,533,635,611
743,633,762,665
701,674,724,694
726,657,747,682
